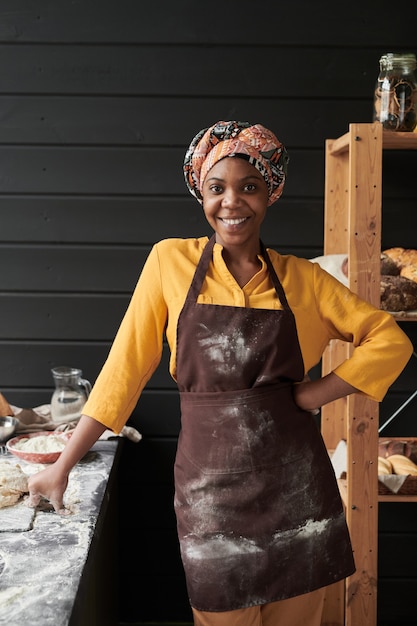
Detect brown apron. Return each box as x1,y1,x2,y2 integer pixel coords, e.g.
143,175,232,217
174,235,355,612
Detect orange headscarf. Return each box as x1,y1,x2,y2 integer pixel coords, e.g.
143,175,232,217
183,121,289,206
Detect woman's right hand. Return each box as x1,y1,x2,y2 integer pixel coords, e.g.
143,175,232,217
27,465,70,514
27,414,108,513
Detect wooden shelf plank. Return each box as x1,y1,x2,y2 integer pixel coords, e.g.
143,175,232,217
328,127,417,157
338,478,417,503
382,131,417,150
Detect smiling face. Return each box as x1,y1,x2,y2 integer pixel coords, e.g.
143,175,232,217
201,156,269,251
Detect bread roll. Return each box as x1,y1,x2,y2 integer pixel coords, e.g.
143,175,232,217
387,454,417,476
400,264,417,284
378,439,407,458
399,249,417,267
378,457,393,475
383,247,407,268
383,247,417,269
0,393,13,417
380,253,400,276
380,275,417,311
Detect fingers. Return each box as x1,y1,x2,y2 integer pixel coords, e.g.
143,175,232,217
26,492,69,514
50,500,70,515
26,492,42,508
27,468,70,514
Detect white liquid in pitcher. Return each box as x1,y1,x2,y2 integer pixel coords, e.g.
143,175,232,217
50,391,86,423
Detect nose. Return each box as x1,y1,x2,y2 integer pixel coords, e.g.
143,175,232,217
221,188,241,208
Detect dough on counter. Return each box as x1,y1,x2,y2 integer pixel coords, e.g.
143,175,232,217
0,461,29,508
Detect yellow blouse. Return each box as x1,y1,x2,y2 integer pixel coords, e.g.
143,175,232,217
83,237,413,433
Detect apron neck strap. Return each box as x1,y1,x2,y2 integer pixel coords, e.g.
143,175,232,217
186,235,216,301
260,241,291,310
187,235,291,311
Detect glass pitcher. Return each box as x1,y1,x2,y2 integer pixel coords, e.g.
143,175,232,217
50,366,92,423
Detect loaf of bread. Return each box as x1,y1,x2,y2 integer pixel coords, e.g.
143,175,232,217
378,456,393,475
380,275,417,311
379,439,417,464
380,253,400,276
0,393,13,417
379,439,407,458
383,247,417,269
387,454,417,476
400,264,417,283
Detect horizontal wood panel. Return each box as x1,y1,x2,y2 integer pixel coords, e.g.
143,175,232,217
131,391,181,437
120,437,177,484
119,529,182,576
1,240,328,292
1,195,416,248
0,341,174,387
379,402,417,437
0,0,415,47
118,484,177,531
0,246,146,292
0,196,211,243
0,294,127,339
0,45,387,98
378,534,417,577
0,146,325,196
0,95,370,148
0,197,325,249
0,342,111,391
1,1,416,46
377,579,417,623
0,149,414,199
379,503,417,533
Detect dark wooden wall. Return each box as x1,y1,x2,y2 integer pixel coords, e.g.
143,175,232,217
1,1,416,624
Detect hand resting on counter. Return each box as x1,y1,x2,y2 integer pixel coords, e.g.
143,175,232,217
27,415,107,514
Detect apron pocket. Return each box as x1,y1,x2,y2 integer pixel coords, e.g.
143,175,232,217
179,386,311,474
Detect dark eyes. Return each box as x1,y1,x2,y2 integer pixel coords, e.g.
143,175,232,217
208,183,258,194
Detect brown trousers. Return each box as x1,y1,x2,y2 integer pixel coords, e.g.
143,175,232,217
192,588,326,626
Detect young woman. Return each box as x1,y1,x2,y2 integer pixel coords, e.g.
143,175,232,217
28,121,413,626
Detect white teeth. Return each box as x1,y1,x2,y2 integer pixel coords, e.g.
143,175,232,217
221,218,247,225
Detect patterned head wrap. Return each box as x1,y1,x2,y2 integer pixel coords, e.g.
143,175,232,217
183,120,289,207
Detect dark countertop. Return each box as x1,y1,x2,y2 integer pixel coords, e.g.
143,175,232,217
0,440,120,626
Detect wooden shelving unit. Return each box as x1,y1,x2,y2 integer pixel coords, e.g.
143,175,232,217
320,123,417,626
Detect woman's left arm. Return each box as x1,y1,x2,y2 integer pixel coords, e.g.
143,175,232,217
293,372,358,413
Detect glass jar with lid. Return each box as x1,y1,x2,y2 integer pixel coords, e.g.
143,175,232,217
373,52,417,131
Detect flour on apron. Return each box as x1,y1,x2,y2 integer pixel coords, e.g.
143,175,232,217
174,235,355,612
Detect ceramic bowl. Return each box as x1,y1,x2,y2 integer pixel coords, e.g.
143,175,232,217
6,431,72,464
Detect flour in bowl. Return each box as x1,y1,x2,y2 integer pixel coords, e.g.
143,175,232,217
13,435,67,453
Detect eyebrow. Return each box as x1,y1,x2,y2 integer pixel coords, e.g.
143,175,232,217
205,174,262,183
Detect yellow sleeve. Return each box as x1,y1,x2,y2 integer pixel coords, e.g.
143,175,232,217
82,243,168,433
308,261,414,402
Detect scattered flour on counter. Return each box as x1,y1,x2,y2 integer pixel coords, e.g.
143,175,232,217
0,586,25,606
13,435,67,453
0,446,116,624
